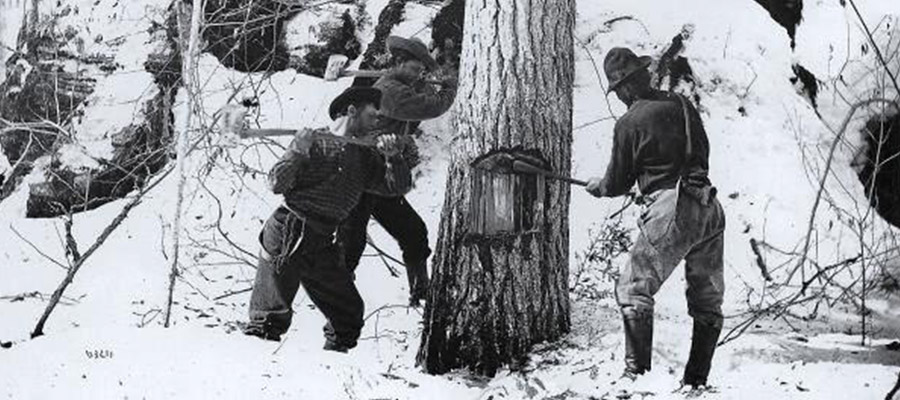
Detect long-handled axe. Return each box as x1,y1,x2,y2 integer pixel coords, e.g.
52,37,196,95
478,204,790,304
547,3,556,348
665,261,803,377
471,151,636,218
324,54,444,85
216,104,377,147
471,152,588,186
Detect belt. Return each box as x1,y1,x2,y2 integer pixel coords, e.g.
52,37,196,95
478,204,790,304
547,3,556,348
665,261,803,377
637,182,717,207
635,189,665,207
280,204,338,239
681,183,717,206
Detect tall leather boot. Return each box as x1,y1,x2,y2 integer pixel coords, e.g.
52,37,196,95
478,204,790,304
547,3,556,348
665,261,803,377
622,310,654,377
682,319,723,386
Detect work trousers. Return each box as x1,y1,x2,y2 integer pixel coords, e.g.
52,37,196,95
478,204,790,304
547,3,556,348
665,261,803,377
247,206,364,348
337,194,431,295
616,185,726,326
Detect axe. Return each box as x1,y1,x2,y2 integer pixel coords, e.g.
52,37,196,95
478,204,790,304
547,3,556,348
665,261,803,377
471,151,636,218
471,152,588,186
324,54,444,85
510,159,588,186
504,158,637,218
216,104,377,147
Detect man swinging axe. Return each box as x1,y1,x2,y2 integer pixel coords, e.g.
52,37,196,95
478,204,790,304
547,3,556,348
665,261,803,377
338,35,458,306
585,47,726,389
242,86,416,352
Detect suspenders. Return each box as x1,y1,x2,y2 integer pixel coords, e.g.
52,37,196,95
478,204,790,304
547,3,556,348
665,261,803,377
676,94,693,175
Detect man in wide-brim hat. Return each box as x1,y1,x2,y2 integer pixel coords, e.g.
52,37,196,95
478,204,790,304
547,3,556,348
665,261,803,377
586,47,726,392
338,35,458,307
243,86,415,353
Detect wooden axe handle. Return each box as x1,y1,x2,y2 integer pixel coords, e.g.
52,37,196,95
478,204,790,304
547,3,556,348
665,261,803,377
340,69,385,79
511,160,587,186
240,128,376,147
339,70,444,85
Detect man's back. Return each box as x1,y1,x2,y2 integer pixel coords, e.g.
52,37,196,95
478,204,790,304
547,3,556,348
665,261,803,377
611,90,711,196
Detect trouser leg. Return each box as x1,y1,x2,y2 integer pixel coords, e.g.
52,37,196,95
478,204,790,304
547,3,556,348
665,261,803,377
296,236,365,350
682,211,725,386
371,196,431,302
336,194,376,274
683,319,723,386
247,208,306,338
616,188,689,375
615,232,682,375
684,229,725,327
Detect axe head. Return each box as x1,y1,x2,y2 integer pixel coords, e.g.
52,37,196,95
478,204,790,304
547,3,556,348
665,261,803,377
471,152,516,174
324,54,350,82
470,151,550,175
216,104,248,147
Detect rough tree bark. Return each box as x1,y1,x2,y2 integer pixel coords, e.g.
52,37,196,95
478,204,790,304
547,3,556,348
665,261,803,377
417,0,575,376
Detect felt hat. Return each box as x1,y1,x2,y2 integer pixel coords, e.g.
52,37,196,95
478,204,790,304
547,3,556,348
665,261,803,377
328,86,382,120
386,35,439,71
604,47,653,93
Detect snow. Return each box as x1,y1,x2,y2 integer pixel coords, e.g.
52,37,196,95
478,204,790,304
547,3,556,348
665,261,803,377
2,0,899,399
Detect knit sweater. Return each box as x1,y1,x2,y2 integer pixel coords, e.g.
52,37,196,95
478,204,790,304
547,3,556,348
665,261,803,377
268,129,410,233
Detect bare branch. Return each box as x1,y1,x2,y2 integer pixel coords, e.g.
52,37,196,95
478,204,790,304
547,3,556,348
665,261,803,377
32,163,176,338
8,224,68,270
749,238,773,282
847,0,900,97
788,98,898,285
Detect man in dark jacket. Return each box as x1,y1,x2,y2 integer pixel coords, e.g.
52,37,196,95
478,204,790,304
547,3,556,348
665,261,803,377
586,47,726,389
243,86,413,352
339,35,458,306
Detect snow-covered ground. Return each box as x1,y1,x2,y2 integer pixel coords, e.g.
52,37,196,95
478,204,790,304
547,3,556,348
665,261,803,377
1,0,899,399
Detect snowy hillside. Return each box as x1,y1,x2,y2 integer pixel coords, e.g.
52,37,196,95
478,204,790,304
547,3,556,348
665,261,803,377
1,0,899,399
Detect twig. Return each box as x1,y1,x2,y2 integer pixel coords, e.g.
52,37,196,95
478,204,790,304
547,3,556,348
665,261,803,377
63,214,80,265
858,219,867,346
364,304,419,322
178,275,211,301
788,98,898,285
366,235,402,277
574,116,616,131
574,36,618,122
749,238,773,282
607,195,634,220
1,291,81,305
135,309,162,328
272,335,290,355
886,369,900,400
9,224,68,270
213,286,253,301
847,0,900,97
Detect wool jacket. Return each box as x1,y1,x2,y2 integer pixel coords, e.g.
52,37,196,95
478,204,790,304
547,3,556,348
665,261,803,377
597,90,712,197
373,70,457,136
268,129,411,233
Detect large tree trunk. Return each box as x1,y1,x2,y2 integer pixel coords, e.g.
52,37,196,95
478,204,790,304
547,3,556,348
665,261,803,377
417,0,575,376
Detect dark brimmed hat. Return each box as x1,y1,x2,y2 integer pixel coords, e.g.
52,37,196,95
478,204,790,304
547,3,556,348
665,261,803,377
604,47,653,93
328,86,382,120
386,35,439,71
